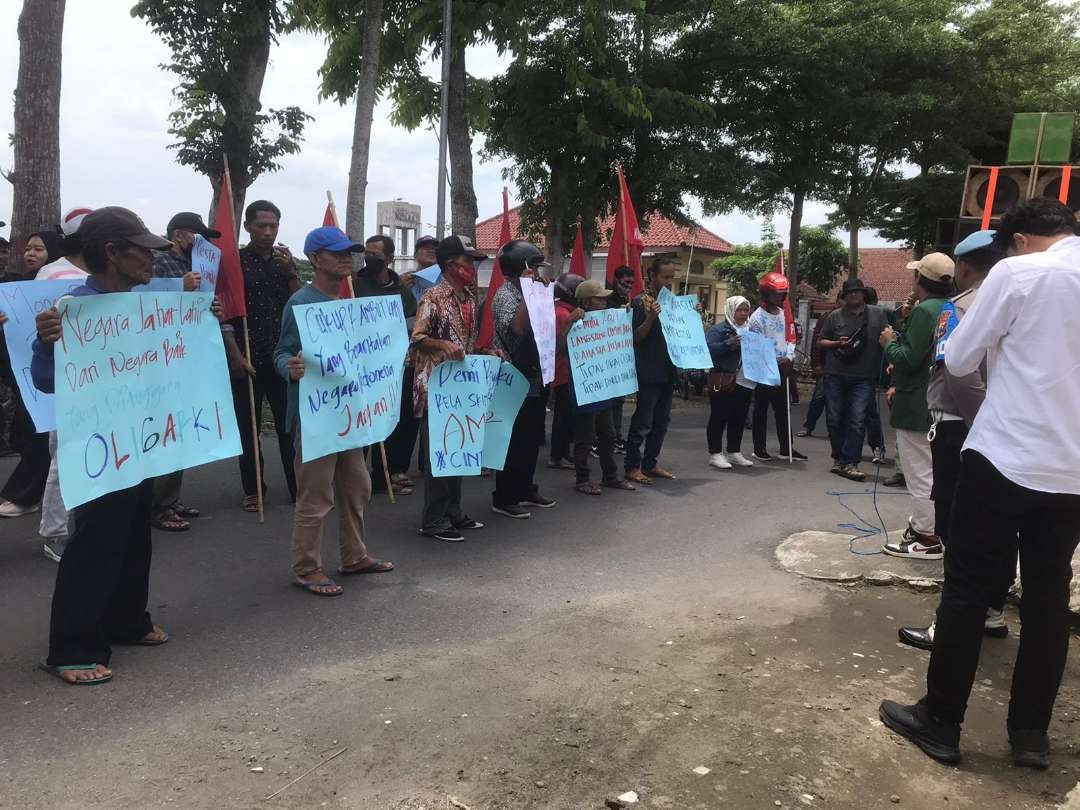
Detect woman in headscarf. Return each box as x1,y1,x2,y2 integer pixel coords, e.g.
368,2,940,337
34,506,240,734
703,295,756,471
0,229,65,517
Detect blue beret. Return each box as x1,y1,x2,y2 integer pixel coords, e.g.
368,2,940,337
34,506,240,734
954,230,996,257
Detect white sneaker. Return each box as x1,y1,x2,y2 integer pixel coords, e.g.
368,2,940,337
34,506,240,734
709,453,732,470
726,452,753,467
0,500,39,518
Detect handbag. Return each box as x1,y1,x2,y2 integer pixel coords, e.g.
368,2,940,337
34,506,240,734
707,370,737,392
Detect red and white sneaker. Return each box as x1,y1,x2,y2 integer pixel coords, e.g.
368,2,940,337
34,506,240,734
883,526,944,560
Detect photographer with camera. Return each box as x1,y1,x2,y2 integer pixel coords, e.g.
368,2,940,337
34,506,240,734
817,278,888,482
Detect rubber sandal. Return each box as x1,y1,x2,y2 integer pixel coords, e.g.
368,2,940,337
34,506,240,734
602,479,637,491
40,660,112,686
625,470,653,485
575,482,602,495
292,578,343,597
137,627,170,646
338,559,395,575
242,496,260,513
644,466,676,480
151,511,190,532
172,503,200,518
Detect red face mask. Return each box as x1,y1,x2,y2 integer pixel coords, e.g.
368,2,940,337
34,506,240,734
444,260,476,288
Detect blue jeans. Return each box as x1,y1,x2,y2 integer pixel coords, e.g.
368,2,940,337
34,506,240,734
625,384,673,472
824,374,874,465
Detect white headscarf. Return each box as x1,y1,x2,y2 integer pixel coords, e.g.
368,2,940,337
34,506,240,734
725,295,751,328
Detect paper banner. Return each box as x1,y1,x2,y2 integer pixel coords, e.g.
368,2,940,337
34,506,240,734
192,234,222,293
740,330,781,387
0,279,85,432
54,292,241,508
482,362,529,470
657,287,711,370
520,278,556,385
295,295,410,462
567,307,639,406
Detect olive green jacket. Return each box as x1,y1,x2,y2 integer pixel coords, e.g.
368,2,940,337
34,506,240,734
885,296,947,431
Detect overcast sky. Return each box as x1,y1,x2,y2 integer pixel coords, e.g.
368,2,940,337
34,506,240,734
0,1,891,254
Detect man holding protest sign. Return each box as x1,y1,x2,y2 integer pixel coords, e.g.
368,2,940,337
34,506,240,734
274,226,396,596
410,235,491,542
30,206,214,684
490,240,557,519
625,258,679,485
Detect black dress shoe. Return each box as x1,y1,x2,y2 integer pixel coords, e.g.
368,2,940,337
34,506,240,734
898,625,934,651
879,700,961,764
882,472,906,488
1009,728,1050,770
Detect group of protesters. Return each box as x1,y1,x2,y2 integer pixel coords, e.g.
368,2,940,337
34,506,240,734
2,195,1080,779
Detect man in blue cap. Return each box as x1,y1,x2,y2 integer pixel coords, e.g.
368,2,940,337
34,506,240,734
274,226,396,597
896,230,1010,651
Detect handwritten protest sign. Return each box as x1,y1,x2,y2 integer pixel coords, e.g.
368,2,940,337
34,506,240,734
192,234,222,293
567,307,638,406
295,295,409,462
54,292,241,508
520,278,556,385
426,356,528,477
657,287,711,369
0,279,83,432
740,330,781,387
134,278,185,293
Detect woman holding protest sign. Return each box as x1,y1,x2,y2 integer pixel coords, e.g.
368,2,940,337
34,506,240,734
704,296,756,471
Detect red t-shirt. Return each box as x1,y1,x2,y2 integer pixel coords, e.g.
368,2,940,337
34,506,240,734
554,299,577,387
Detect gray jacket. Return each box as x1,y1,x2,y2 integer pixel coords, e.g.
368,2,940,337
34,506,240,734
925,284,986,425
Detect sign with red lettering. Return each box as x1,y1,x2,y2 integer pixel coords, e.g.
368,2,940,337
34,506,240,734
53,292,241,508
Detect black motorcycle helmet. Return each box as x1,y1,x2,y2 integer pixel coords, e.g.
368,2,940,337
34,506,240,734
497,239,548,277
554,272,585,303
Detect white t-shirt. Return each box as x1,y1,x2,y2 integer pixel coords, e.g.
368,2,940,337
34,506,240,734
748,306,794,360
36,257,88,281
945,235,1080,494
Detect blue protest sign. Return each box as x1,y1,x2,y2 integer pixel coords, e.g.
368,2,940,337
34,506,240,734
0,279,83,432
192,234,222,292
657,287,711,369
415,265,442,285
482,362,529,470
740,330,781,387
295,295,410,462
427,355,501,477
54,292,241,508
134,278,185,293
567,307,638,406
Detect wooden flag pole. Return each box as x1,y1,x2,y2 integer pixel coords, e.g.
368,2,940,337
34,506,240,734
225,156,265,523
326,190,395,503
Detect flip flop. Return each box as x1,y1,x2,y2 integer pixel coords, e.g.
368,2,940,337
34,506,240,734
292,578,344,597
137,627,170,646
338,560,395,576
172,503,200,519
151,512,190,532
625,470,653,485
575,482,602,495
644,467,676,480
40,661,112,686
602,479,637,491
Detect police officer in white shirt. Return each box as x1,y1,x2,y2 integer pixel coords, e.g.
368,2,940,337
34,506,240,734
880,199,1080,770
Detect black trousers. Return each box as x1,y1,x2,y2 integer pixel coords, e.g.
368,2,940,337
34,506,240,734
752,382,790,455
926,450,1080,731
549,384,574,462
373,367,420,490
573,408,617,485
493,394,546,506
47,480,155,666
707,385,753,454
0,396,49,507
233,362,296,500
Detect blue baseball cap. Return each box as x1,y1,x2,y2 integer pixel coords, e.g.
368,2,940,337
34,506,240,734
303,226,364,255
954,229,996,257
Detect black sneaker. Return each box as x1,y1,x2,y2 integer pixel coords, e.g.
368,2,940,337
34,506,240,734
879,700,961,765
590,445,600,459
492,504,532,519
882,472,906,488
779,449,808,461
1009,728,1050,770
752,450,772,461
521,494,557,508
452,516,485,530
614,440,626,454
420,527,465,542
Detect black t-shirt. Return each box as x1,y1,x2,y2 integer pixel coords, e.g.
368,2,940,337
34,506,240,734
820,304,887,380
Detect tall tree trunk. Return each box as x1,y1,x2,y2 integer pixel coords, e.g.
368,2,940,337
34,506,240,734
786,185,805,292
847,217,860,277
447,40,477,240
10,0,65,274
544,157,569,273
345,0,384,242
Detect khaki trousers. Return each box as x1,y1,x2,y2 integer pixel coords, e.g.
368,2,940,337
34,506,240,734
291,434,372,576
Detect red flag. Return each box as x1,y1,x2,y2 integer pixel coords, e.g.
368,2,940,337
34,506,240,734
477,188,512,349
605,166,645,298
774,249,797,345
323,203,336,227
569,223,586,277
321,197,354,298
211,169,247,321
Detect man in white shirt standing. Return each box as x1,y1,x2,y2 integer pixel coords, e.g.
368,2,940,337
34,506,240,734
880,199,1080,770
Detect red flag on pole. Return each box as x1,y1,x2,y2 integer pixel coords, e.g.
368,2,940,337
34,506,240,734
477,188,512,349
569,222,586,277
211,168,247,321
323,203,336,227
774,249,797,345
605,166,645,298
322,193,354,298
